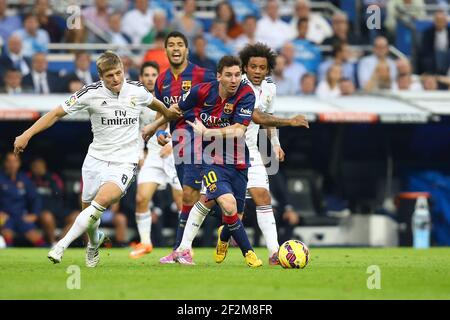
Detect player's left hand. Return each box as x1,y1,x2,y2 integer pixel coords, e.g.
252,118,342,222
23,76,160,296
186,119,206,135
273,145,285,162
166,104,182,120
159,143,172,158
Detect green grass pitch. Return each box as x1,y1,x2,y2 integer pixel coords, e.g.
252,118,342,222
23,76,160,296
1,247,449,299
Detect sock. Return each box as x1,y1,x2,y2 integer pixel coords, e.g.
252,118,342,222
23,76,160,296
32,237,47,247
256,205,279,256
58,201,105,249
173,205,193,250
220,223,231,242
178,202,210,251
135,211,152,245
223,214,253,256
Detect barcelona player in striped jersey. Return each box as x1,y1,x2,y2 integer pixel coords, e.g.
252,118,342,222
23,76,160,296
176,56,263,267
150,32,216,264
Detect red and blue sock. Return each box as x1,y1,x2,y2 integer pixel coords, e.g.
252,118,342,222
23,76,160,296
173,205,192,250
223,214,252,256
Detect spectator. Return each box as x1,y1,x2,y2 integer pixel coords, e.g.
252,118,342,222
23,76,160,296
364,60,393,91
322,12,360,46
421,73,438,90
143,32,170,73
255,0,292,50
0,152,47,247
232,15,258,54
300,73,317,95
289,0,333,44
170,0,203,48
0,68,28,94
122,0,154,44
205,20,234,64
82,0,112,36
290,18,322,74
62,52,99,92
0,35,31,82
316,63,343,98
121,55,140,80
189,35,217,72
395,58,423,90
107,12,132,47
142,9,170,45
393,73,417,91
318,41,356,84
418,10,450,74
273,54,297,95
215,1,244,39
23,52,62,93
12,13,50,58
34,0,65,43
281,42,308,93
68,79,84,93
357,36,397,88
228,0,261,23
27,158,68,245
0,0,22,41
339,78,356,96
385,0,426,35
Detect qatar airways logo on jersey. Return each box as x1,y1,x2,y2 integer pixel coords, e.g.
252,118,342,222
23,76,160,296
101,110,138,126
163,95,182,106
200,113,231,127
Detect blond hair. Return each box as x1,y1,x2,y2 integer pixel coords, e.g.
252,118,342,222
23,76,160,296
96,51,123,77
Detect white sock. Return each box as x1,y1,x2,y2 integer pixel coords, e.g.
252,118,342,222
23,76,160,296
177,202,210,251
87,218,101,247
256,205,279,256
58,201,106,249
136,211,152,245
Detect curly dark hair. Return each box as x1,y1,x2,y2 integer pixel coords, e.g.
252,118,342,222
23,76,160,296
239,42,277,75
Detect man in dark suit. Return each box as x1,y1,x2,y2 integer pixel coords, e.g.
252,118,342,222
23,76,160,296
419,9,450,74
0,35,31,86
62,51,99,92
22,52,62,93
0,68,32,94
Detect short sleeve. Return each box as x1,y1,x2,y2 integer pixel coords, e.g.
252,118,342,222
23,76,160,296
178,84,200,112
233,92,255,126
61,88,90,115
137,85,154,107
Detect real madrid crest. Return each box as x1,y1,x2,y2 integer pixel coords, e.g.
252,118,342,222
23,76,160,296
182,80,192,91
224,103,234,114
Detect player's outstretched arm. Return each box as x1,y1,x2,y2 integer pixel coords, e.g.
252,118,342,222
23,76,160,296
252,109,309,128
148,98,181,121
187,119,247,139
14,106,67,155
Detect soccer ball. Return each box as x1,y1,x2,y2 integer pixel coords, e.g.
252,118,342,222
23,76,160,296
278,240,310,269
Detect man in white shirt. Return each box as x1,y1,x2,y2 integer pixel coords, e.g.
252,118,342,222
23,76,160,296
357,36,397,89
280,42,308,93
289,0,333,44
12,13,49,58
122,0,154,44
14,51,181,267
255,0,293,50
0,35,30,78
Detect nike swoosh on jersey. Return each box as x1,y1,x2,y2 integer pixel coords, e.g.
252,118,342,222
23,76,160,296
203,103,214,107
162,84,171,89
194,180,202,184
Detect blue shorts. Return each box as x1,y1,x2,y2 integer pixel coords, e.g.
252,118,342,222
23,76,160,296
175,163,203,190
202,165,248,213
3,215,37,234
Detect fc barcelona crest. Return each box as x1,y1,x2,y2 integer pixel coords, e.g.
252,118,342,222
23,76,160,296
182,80,192,91
224,103,234,114
209,183,217,193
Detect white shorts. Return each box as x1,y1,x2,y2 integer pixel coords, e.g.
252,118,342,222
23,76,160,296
137,151,182,190
81,154,137,203
247,164,269,190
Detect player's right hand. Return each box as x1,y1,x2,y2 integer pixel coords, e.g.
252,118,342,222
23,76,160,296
14,133,30,155
166,104,182,120
290,115,309,128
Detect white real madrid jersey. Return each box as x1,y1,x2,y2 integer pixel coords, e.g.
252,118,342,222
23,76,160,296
243,74,277,166
62,80,154,164
139,105,170,156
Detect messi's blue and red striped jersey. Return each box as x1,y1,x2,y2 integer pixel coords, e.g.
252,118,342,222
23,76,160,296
178,79,256,169
154,61,216,133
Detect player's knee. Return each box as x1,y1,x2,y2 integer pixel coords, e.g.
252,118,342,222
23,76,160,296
182,188,199,205
135,192,149,209
219,197,237,216
40,210,55,226
251,188,272,205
